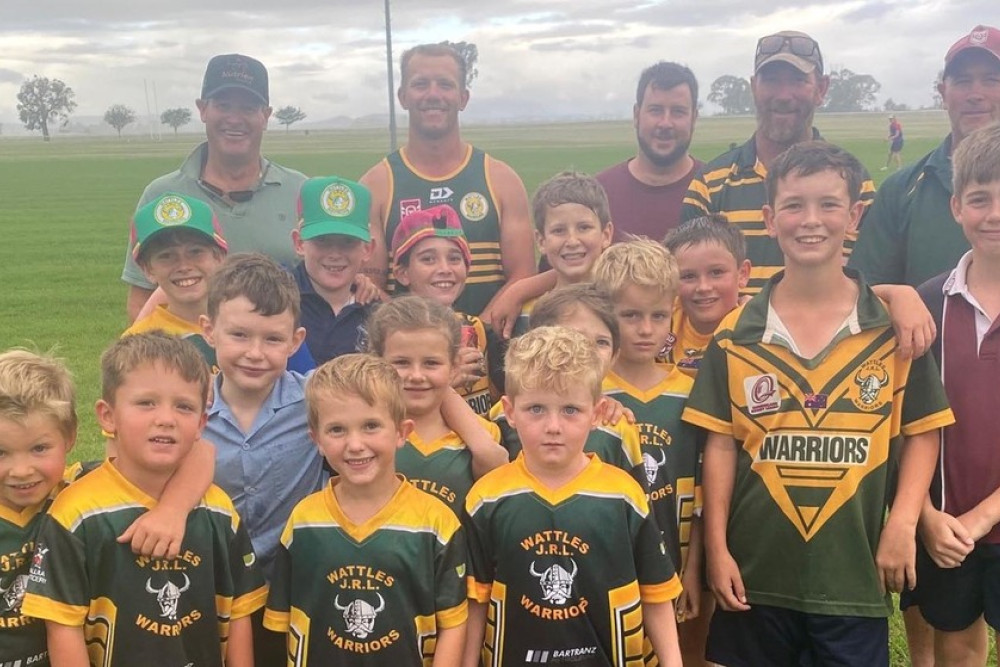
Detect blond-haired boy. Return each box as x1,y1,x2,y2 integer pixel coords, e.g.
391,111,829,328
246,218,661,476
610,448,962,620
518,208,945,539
464,326,682,667
264,353,468,666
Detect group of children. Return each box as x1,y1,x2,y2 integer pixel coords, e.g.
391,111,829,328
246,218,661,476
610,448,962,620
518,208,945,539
2,123,1000,667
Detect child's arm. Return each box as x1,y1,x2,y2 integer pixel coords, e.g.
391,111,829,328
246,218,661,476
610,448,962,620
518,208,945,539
224,615,254,667
870,284,936,360
442,389,508,478
703,431,750,612
461,600,488,667
481,270,557,339
643,600,682,667
677,516,704,621
917,496,974,569
957,485,1000,542
876,429,941,593
432,623,467,667
118,437,215,558
46,621,89,667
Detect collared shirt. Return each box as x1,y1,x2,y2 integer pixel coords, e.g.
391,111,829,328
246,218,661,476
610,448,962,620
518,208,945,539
293,262,371,365
942,251,994,351
204,370,325,580
849,136,970,287
122,142,307,289
682,130,876,294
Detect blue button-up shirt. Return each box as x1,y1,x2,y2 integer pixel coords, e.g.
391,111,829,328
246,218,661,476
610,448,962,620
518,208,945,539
205,370,325,580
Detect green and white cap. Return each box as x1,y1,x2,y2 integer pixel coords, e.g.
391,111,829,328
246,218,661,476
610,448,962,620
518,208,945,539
130,193,228,260
297,176,372,242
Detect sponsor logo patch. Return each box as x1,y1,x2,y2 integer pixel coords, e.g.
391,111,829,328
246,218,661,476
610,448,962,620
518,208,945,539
744,373,781,415
460,192,489,221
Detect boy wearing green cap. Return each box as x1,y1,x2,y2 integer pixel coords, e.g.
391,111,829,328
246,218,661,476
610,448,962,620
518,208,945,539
292,176,376,365
123,192,228,367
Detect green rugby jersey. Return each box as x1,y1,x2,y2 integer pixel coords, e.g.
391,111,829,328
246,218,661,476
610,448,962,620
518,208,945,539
681,131,875,295
465,455,680,667
264,479,467,666
22,462,267,666
384,145,504,316
604,370,701,571
489,400,647,490
397,417,502,516
122,305,218,372
682,270,954,616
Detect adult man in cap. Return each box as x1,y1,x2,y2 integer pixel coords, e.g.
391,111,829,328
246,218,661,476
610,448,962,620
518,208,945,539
360,42,536,319
681,30,875,295
850,25,1000,289
122,53,307,322
598,61,702,241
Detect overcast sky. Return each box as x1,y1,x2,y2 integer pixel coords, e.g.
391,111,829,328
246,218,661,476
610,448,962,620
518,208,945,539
0,0,993,126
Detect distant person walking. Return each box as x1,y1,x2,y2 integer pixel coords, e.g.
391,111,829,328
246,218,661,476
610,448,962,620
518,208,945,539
882,115,904,171
122,54,306,322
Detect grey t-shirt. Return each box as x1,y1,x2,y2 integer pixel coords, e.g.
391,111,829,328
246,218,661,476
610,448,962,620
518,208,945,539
121,142,307,288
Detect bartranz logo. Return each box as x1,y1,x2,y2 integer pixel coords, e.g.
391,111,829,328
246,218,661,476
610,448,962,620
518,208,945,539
744,373,781,415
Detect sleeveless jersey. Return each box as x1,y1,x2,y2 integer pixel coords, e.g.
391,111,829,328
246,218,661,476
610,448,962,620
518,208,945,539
263,479,467,666
22,462,267,666
604,370,701,570
465,455,680,667
384,146,503,316
397,417,502,516
682,271,954,616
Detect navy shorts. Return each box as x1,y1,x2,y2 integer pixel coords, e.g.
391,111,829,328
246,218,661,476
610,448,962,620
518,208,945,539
706,604,889,667
901,540,1000,632
891,138,904,152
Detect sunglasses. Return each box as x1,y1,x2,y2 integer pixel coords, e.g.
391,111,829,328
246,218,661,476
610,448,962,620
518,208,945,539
756,35,823,71
199,179,255,203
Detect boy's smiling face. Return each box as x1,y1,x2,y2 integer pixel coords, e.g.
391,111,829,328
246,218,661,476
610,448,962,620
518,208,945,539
395,237,469,307
953,180,1000,259
293,232,372,301
0,413,74,512
537,203,613,286
140,239,225,311
675,240,750,334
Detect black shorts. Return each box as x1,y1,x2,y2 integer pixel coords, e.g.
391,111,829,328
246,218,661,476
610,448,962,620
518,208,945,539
706,604,888,666
891,138,904,152
901,540,1000,632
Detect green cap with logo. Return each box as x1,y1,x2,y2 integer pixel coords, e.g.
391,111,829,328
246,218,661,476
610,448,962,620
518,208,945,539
297,176,372,242
130,193,228,260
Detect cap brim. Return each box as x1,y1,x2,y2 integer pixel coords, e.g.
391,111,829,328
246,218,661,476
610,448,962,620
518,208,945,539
300,223,371,243
945,45,1000,76
202,83,268,104
756,53,817,75
133,227,226,260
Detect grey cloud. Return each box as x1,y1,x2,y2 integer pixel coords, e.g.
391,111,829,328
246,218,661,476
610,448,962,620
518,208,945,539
0,68,23,84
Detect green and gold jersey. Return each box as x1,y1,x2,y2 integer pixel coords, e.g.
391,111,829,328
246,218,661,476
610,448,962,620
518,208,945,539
456,311,493,416
22,462,267,666
511,297,538,338
489,401,647,489
384,146,504,316
682,271,954,617
122,304,218,371
661,305,714,378
466,455,681,667
263,478,467,666
604,369,701,571
397,417,502,516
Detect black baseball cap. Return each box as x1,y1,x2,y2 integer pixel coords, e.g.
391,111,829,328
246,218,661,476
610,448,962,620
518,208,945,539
201,54,269,105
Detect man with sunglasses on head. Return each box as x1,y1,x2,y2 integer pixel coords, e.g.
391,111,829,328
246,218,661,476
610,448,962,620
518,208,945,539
681,30,875,296
122,54,307,322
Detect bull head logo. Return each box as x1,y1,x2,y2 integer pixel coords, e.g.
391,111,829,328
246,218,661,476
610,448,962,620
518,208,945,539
642,449,668,485
854,367,889,406
334,593,385,639
146,573,190,621
529,559,577,605
0,574,28,613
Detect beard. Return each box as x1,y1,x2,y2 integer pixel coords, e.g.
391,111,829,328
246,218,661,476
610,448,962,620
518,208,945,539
756,106,815,146
636,130,692,168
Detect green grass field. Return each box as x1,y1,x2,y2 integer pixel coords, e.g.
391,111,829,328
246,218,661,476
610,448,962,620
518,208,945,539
0,110,982,665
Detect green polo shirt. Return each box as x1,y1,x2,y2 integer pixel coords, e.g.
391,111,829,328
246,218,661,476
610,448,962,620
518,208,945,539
122,143,307,289
682,130,875,295
848,136,969,287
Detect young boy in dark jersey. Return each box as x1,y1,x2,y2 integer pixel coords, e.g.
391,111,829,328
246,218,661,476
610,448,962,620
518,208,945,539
264,353,468,666
683,141,954,666
592,239,709,665
463,326,682,667
23,333,266,667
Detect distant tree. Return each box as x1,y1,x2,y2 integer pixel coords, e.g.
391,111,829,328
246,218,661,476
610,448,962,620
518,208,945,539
883,98,909,112
707,75,753,115
160,107,192,135
103,104,136,138
16,75,76,142
440,40,479,88
821,68,881,112
274,106,307,132
931,69,945,109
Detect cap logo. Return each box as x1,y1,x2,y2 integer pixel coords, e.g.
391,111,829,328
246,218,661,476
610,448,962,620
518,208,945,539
221,60,255,86
971,28,988,45
460,192,488,222
153,196,193,226
321,183,355,218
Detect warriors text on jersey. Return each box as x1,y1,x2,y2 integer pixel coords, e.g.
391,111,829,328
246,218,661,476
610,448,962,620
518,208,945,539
604,369,701,570
22,462,267,666
384,146,504,315
397,417,502,516
465,455,680,667
682,271,954,616
263,478,467,666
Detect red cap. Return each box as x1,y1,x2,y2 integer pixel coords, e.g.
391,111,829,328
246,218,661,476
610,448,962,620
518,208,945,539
391,205,472,269
945,25,1000,74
